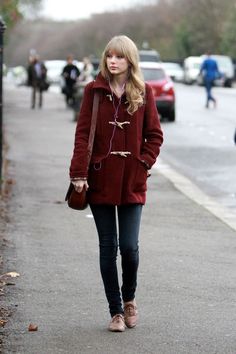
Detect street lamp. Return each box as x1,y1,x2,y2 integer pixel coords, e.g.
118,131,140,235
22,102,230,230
0,17,6,184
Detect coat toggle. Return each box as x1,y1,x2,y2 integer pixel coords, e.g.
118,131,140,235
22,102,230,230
110,151,131,157
109,120,130,129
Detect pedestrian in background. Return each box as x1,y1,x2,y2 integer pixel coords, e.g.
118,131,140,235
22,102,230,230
79,56,94,83
69,35,163,332
27,54,48,109
61,54,80,107
200,51,221,108
72,57,94,119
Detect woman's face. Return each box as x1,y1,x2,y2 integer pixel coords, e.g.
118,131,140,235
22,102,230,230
106,51,129,76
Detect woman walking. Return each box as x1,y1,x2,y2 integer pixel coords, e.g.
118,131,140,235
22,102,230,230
69,35,163,332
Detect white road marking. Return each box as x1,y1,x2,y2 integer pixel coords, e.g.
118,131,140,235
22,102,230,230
154,159,236,231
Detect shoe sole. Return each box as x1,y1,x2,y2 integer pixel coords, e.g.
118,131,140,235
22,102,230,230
125,322,137,328
108,328,125,332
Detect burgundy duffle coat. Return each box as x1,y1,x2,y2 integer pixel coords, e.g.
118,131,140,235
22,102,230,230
69,73,164,205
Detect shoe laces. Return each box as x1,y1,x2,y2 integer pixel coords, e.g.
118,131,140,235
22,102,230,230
124,303,136,316
112,314,124,323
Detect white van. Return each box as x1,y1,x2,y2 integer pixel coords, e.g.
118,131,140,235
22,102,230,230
183,56,202,84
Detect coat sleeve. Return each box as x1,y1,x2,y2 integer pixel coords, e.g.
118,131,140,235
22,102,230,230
141,84,164,168
69,82,94,178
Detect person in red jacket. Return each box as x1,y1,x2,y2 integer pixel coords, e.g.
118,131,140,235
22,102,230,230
69,35,163,332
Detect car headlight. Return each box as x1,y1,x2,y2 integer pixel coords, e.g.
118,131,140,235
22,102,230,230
163,82,173,91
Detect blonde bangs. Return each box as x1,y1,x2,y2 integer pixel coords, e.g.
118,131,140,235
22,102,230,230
104,39,127,59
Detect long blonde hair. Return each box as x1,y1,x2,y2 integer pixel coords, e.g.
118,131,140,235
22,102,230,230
100,35,145,115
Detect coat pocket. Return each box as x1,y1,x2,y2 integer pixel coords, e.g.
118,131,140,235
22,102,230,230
88,161,104,192
133,157,148,193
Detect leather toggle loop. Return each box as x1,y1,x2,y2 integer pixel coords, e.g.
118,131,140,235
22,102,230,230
109,120,130,129
110,151,131,158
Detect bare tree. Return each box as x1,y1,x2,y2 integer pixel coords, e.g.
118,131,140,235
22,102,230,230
5,0,236,66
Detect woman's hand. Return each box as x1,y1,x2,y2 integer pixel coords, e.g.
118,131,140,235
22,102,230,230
71,180,89,193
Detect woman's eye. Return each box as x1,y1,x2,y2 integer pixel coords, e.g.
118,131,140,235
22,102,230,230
117,55,124,59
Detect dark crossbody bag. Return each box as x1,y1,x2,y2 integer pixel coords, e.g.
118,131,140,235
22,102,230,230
65,91,99,210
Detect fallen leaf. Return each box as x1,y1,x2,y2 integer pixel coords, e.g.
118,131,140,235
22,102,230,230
28,323,38,331
6,272,20,278
0,319,7,327
6,178,15,185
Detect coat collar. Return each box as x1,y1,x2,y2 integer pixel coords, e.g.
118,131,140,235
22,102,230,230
92,72,110,92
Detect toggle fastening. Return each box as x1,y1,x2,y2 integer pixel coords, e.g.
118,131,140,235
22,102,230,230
109,120,130,129
106,94,112,101
110,151,131,158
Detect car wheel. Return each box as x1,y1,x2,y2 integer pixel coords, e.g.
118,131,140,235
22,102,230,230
224,79,232,88
168,108,176,122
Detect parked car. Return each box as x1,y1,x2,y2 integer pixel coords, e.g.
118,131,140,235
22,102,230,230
161,62,184,82
44,60,83,86
140,62,176,122
139,49,161,62
198,54,234,87
6,66,27,86
44,60,66,85
183,56,202,84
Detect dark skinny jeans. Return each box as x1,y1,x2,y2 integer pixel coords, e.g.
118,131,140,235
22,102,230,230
90,204,143,317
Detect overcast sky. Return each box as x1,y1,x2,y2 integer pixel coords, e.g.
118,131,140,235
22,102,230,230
41,0,155,20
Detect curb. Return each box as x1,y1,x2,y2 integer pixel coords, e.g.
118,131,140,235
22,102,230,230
154,158,236,231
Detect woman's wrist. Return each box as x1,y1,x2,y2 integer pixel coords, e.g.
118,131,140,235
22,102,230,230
71,177,87,181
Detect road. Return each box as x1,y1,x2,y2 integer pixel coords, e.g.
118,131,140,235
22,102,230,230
161,83,236,215
1,82,236,354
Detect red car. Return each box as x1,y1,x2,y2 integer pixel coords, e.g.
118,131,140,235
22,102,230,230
140,62,176,122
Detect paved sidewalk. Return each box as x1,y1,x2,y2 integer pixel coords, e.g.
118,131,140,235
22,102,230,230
1,84,236,354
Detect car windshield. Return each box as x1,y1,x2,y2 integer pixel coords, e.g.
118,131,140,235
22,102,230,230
187,61,201,70
139,54,160,62
141,68,166,81
163,63,181,70
193,63,201,69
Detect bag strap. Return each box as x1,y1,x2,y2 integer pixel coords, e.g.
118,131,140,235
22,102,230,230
87,91,99,167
